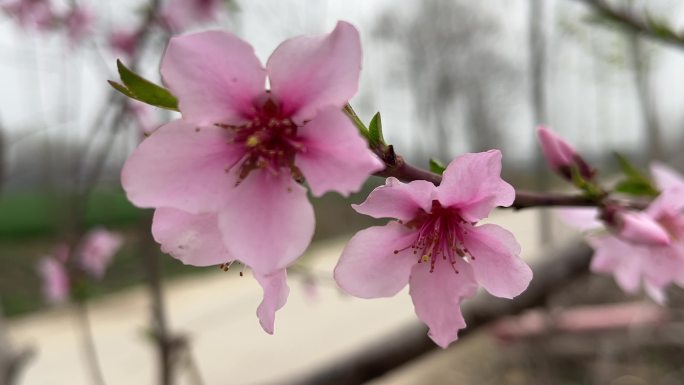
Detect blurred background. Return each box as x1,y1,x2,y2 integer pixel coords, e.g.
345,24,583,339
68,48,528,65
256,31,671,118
2,0,684,384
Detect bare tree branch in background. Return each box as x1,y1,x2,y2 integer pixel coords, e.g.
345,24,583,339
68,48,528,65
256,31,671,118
375,0,520,160
575,0,684,49
626,27,664,160
529,0,553,244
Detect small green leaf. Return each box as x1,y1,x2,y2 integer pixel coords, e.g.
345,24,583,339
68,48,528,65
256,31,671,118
111,59,179,111
613,152,659,196
368,112,385,147
614,152,645,180
614,179,659,197
429,158,446,175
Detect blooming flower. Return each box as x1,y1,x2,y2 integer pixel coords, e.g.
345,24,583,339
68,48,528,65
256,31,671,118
121,22,382,333
160,0,221,32
1,0,54,31
559,163,684,303
77,228,123,279
334,150,532,347
38,257,69,303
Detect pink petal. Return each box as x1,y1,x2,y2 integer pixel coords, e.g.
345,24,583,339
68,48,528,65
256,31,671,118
334,222,419,298
650,162,684,191
617,211,670,246
536,125,576,171
152,208,233,266
556,207,602,231
161,31,266,125
218,170,314,273
161,0,220,32
254,269,290,334
267,21,361,121
78,228,123,279
353,178,435,222
409,258,477,348
647,187,684,219
644,281,666,305
121,120,244,213
588,235,641,293
463,224,532,299
38,258,69,304
436,150,515,222
295,107,383,197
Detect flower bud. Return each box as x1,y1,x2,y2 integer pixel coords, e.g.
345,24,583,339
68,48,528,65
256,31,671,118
617,211,671,246
536,126,594,180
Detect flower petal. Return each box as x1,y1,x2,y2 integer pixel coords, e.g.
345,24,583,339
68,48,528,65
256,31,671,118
78,228,123,279
254,269,290,334
161,30,266,125
334,222,418,298
121,120,244,213
152,208,233,266
219,170,314,273
588,235,641,293
436,150,515,222
463,224,532,299
295,107,383,197
556,207,602,231
267,21,361,121
409,258,477,348
353,178,436,222
38,258,69,304
650,162,684,191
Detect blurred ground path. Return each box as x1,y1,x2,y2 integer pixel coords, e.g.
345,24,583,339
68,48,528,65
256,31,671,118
9,209,569,385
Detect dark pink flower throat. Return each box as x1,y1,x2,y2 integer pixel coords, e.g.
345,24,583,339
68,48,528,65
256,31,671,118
396,200,472,273
217,97,304,183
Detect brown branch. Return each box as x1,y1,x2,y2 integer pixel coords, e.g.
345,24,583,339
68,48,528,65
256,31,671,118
373,150,604,210
285,240,593,385
574,0,684,49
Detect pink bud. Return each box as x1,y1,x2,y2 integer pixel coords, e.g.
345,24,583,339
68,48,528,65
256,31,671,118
536,125,593,180
537,125,574,169
618,211,671,246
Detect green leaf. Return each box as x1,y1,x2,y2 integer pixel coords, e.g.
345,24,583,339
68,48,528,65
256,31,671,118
429,158,446,175
614,179,659,197
613,152,659,196
368,112,385,147
110,60,179,111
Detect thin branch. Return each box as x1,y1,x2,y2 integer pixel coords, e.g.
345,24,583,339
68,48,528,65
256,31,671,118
75,303,106,385
574,0,684,49
372,150,605,209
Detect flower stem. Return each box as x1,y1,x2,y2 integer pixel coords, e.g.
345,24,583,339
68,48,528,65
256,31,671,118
75,302,107,385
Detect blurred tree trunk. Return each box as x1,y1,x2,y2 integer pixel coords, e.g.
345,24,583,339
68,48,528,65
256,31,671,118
529,0,553,244
628,35,663,161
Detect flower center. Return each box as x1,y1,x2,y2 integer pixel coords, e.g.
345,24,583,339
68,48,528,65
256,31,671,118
396,200,472,273
218,98,304,184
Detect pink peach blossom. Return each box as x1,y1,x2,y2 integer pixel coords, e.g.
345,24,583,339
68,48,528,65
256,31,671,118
63,5,94,46
334,150,532,348
38,257,69,303
151,208,288,333
160,0,221,32
1,0,53,31
122,22,382,280
559,163,684,302
77,228,123,279
109,29,138,58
